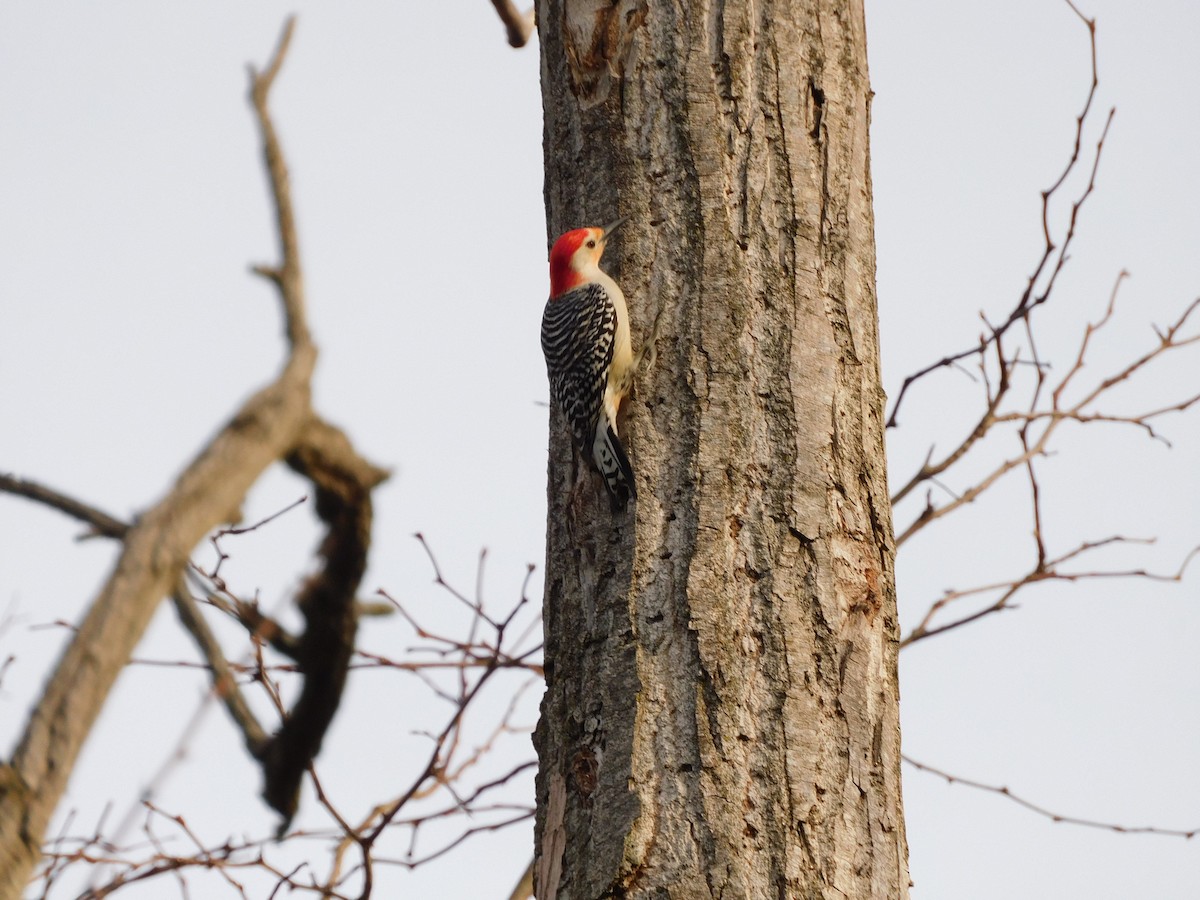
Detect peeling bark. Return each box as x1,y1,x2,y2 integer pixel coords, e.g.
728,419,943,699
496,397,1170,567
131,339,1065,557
535,2,908,898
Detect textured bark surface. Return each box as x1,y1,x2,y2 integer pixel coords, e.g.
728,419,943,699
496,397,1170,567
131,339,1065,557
534,2,908,898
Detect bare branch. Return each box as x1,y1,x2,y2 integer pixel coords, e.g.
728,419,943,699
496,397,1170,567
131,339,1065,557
187,569,303,660
904,754,1200,838
169,580,269,755
0,18,325,890
508,860,536,900
248,16,310,350
9,13,531,897
489,0,535,48
895,279,1200,549
0,473,128,539
890,336,1012,506
886,7,1109,428
217,495,309,539
901,540,1200,648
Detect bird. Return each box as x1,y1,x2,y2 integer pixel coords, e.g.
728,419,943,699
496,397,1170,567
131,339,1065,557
541,218,637,511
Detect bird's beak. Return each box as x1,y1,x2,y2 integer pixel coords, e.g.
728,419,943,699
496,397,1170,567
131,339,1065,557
600,216,627,241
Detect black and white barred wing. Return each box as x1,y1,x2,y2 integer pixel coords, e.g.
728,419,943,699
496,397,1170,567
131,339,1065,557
541,282,617,452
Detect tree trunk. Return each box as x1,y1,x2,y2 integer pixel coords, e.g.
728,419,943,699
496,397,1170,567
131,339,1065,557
534,1,908,898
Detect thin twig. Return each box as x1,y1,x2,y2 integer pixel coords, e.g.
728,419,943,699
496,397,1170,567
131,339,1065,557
902,542,1199,648
886,4,1109,428
169,579,269,754
904,754,1200,838
896,282,1200,549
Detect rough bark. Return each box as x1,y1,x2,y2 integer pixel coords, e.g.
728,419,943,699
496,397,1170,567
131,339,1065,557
534,2,908,898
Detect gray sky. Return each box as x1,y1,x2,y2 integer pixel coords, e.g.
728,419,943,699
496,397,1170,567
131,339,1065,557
2,1,1197,897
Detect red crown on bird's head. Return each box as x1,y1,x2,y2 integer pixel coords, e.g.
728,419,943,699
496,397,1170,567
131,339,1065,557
549,227,601,299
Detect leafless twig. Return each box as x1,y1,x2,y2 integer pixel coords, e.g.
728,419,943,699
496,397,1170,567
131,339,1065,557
904,754,1200,838
901,537,1199,647
169,580,270,753
886,0,1108,430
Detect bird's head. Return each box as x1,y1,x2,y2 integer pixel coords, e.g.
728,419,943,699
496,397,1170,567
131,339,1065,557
548,218,624,299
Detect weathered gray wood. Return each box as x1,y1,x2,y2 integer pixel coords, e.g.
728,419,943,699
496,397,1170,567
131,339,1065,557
535,2,908,897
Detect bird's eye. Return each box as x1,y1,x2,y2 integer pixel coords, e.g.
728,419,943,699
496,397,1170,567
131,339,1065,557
586,240,597,248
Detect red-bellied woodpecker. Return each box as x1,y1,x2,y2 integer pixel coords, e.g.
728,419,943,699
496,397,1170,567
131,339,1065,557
541,219,637,511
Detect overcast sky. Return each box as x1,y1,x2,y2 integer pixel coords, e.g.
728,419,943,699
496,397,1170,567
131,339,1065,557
2,1,1197,898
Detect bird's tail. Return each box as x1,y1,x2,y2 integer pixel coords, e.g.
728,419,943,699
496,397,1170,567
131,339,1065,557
592,421,637,512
